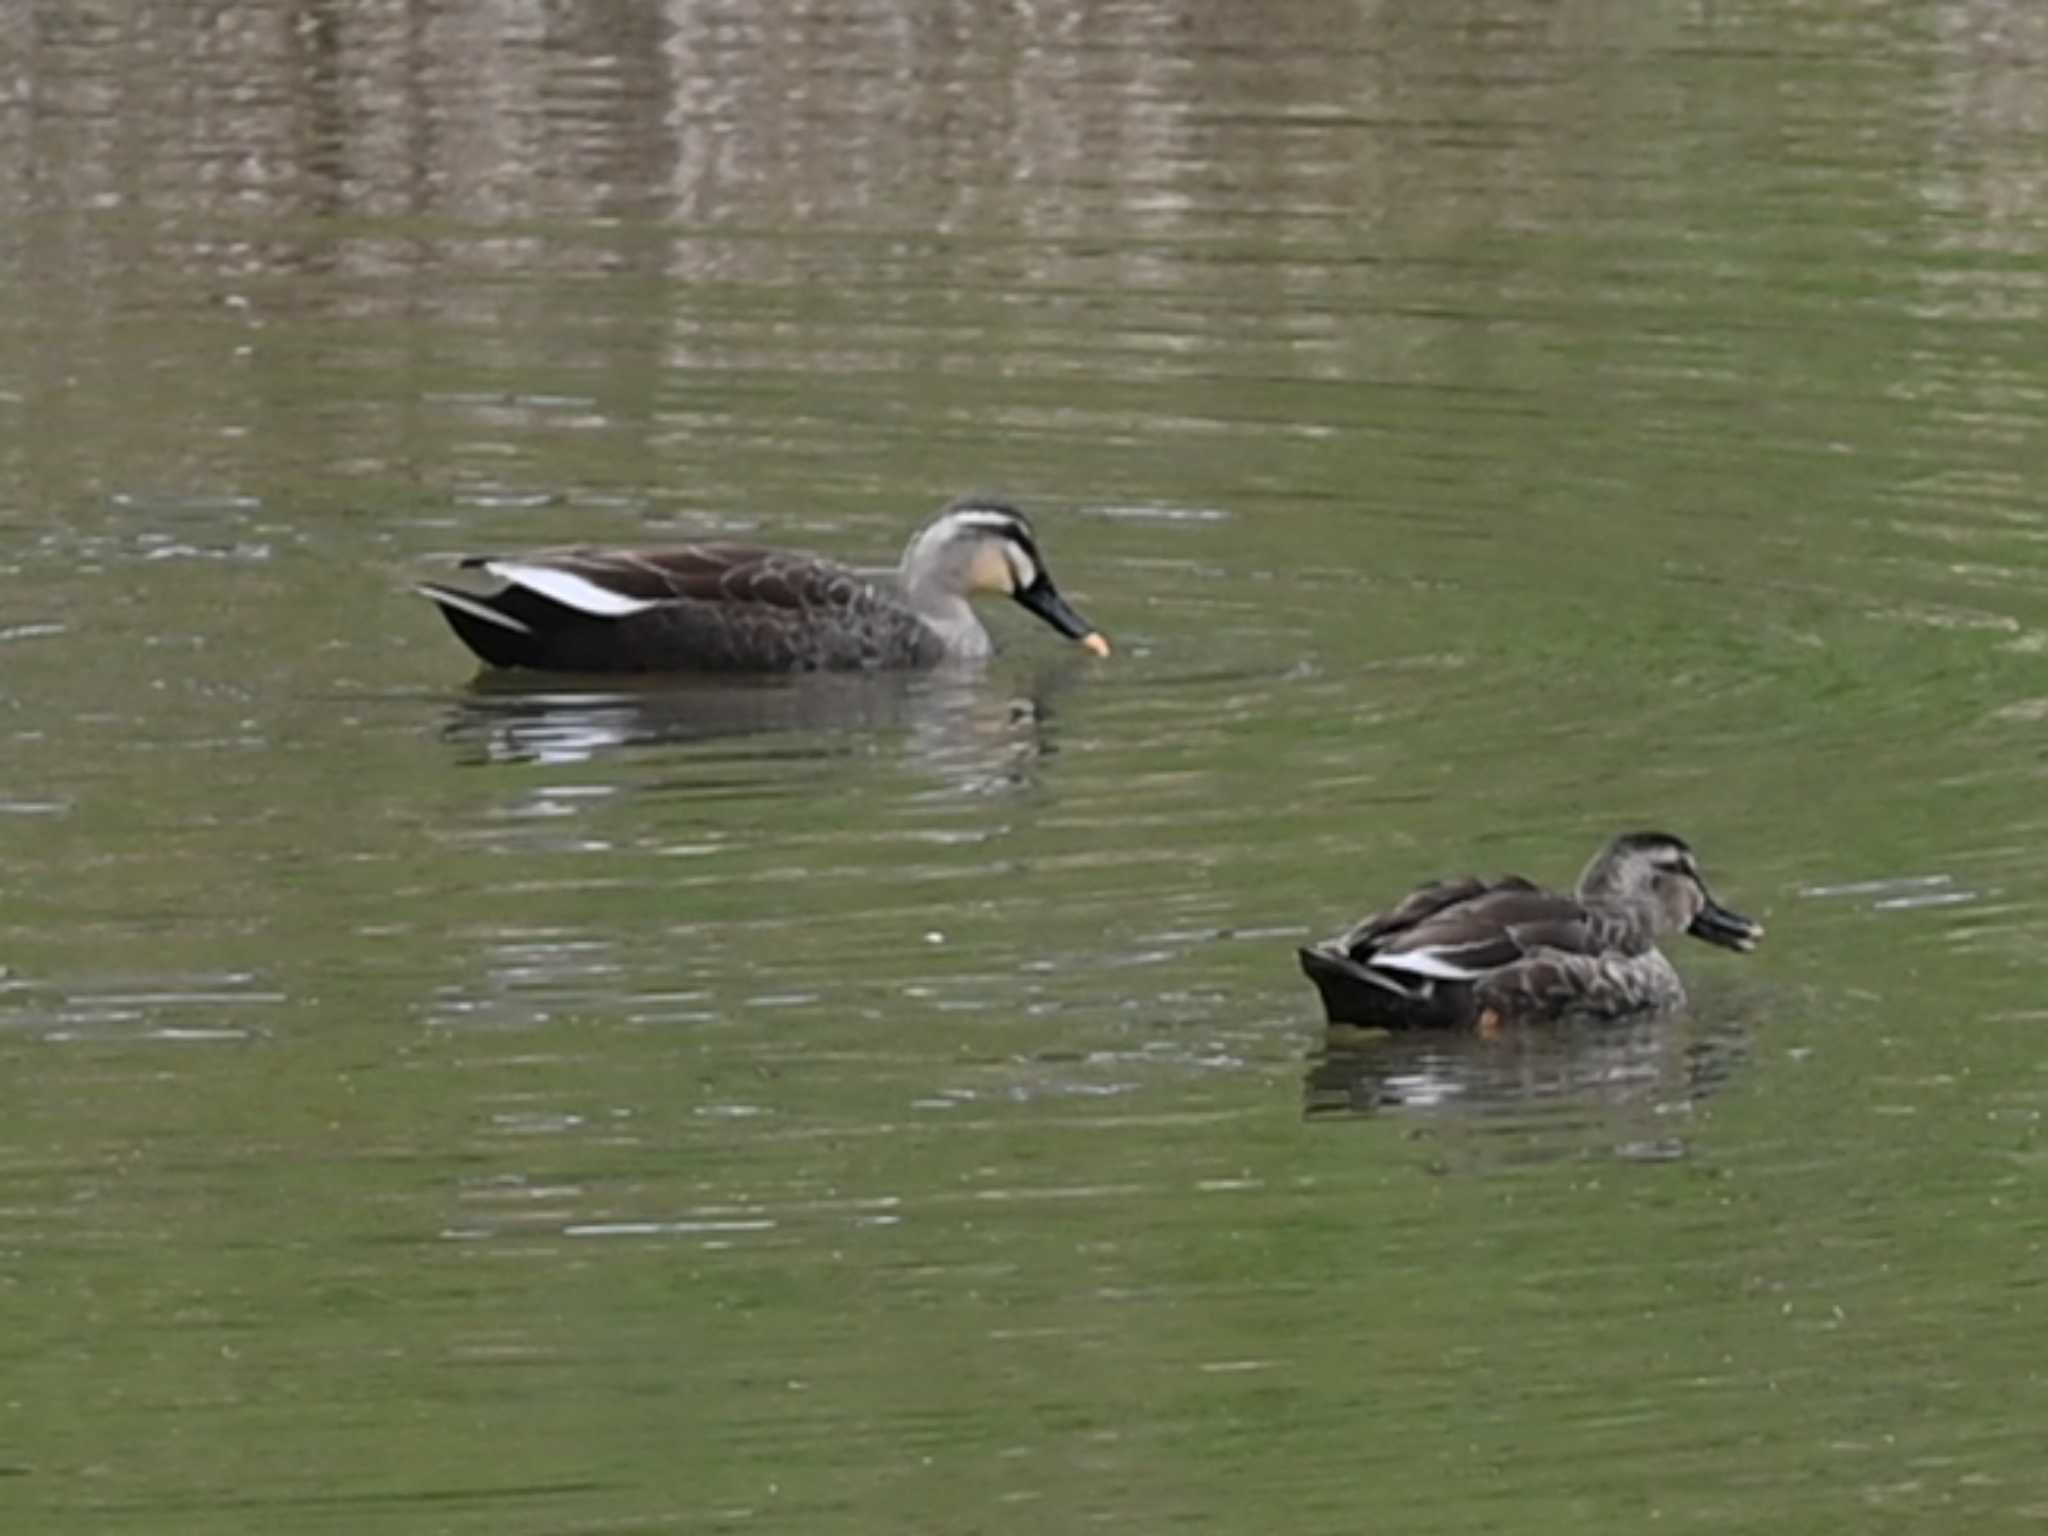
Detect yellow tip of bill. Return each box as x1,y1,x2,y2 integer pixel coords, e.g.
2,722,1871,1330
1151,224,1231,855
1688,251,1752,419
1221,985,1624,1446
1081,632,1111,658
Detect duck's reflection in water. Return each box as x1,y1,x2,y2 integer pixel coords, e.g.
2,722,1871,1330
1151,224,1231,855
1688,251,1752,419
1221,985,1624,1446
437,662,1077,795
1304,1001,1759,1162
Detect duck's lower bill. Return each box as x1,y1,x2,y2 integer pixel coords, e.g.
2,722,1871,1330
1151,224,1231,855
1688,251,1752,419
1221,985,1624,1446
1688,899,1763,952
1081,632,1111,658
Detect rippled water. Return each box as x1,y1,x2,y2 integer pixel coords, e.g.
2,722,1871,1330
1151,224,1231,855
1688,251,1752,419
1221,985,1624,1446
5,1,2048,1529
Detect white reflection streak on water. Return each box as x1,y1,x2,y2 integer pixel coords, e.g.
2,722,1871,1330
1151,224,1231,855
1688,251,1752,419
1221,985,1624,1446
1799,873,1985,910
456,1177,1294,1244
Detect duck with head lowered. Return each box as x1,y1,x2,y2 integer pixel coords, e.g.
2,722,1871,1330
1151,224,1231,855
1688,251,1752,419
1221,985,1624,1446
417,497,1110,673
1299,831,1763,1032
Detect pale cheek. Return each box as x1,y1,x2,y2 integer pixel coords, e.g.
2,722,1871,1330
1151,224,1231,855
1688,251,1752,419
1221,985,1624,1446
969,546,1014,593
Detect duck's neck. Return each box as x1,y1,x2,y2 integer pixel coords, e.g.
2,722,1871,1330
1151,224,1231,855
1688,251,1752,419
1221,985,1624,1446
910,590,993,658
1586,898,1662,955
884,563,992,659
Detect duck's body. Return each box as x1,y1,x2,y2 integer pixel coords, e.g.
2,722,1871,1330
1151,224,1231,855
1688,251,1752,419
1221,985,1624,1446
417,499,1109,674
1298,832,1762,1031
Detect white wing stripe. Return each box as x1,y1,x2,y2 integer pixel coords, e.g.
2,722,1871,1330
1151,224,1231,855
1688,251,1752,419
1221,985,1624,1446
1371,947,1488,982
1354,967,1433,999
486,562,660,618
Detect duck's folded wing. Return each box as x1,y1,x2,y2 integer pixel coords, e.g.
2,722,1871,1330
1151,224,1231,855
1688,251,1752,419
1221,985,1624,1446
1337,874,1540,954
471,546,874,619
1336,875,1491,953
1367,885,1592,980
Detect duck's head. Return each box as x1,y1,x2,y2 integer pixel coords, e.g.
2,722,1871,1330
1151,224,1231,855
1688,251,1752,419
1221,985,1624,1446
1577,831,1764,951
902,499,1110,657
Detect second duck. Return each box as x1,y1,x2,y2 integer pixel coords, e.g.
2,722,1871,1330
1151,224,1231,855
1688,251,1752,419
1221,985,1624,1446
1299,831,1763,1031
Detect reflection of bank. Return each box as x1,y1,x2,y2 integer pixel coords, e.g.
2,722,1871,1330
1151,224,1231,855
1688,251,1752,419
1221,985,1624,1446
1304,997,1761,1157
436,662,1082,795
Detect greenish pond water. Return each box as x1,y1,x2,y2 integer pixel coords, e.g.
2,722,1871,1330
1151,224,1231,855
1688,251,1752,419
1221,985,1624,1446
4,1,2048,1530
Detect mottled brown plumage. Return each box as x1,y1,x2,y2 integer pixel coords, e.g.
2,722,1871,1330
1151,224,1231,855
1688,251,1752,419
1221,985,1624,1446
1299,832,1763,1030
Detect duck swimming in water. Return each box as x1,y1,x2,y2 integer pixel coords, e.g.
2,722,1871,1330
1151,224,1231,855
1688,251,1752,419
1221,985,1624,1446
1298,831,1762,1032
416,497,1110,673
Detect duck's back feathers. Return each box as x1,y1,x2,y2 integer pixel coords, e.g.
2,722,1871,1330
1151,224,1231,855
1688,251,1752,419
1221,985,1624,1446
1366,882,1614,981
1333,876,1548,956
420,544,945,672
477,545,846,612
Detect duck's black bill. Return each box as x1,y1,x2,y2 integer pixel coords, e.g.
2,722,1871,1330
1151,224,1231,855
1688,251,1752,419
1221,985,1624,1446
1688,898,1763,952
1014,576,1108,654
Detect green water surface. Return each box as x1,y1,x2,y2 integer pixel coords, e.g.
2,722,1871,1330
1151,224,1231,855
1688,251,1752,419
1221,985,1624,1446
3,1,2046,1530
